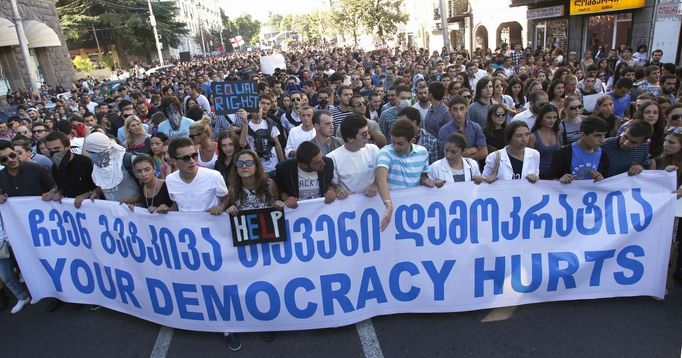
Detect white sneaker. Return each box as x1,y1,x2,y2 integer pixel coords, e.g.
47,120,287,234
30,297,42,305
11,297,30,314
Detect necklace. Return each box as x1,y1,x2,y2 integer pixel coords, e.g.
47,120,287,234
144,179,159,208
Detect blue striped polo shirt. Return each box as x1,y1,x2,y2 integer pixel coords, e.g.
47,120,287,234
377,144,430,189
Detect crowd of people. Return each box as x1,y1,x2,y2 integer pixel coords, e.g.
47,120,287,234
1,42,681,351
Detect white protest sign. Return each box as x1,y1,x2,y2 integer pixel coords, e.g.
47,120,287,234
582,93,603,112
260,54,287,75
2,172,675,332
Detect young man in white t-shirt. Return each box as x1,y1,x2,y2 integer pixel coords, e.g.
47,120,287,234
238,107,284,176
327,113,380,198
164,137,228,213
284,106,316,158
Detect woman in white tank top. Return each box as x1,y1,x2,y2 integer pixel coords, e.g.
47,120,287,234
189,117,218,169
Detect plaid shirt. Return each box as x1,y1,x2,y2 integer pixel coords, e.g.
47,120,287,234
511,50,523,66
416,128,439,164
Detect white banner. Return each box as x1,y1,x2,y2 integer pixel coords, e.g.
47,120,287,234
1,172,676,332
259,54,287,75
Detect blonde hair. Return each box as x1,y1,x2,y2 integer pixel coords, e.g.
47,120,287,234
124,115,144,146
189,116,212,139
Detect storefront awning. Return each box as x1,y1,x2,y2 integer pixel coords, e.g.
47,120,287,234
23,20,61,48
0,18,20,47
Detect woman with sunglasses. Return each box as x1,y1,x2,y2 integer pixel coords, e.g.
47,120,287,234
189,117,218,169
484,104,508,152
665,104,682,129
223,149,283,349
528,104,562,179
560,96,584,144
226,149,284,214
491,78,515,120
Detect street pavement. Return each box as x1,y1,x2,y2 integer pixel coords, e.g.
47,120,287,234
2,280,682,358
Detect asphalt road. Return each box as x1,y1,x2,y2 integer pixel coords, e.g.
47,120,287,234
2,280,682,358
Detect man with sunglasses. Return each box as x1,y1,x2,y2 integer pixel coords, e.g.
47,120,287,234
280,91,304,133
0,139,55,314
164,137,228,214
511,90,549,129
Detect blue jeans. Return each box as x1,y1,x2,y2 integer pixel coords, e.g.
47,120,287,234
0,258,27,300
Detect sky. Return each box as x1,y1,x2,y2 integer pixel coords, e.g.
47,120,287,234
220,0,324,22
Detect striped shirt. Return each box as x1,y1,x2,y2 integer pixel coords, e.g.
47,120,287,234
330,105,353,134
601,136,650,178
377,144,430,189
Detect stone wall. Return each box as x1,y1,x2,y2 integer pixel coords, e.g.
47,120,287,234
0,0,75,91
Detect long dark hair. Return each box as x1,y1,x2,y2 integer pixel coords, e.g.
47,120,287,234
633,100,665,158
473,78,491,104
484,104,507,138
226,149,273,207
531,104,560,134
505,77,526,107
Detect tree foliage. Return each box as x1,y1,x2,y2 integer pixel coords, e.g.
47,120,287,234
57,0,188,61
221,11,261,46
362,0,409,38
330,0,409,45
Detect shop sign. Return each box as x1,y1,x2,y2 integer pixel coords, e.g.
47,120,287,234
528,5,565,20
657,3,682,16
570,0,645,15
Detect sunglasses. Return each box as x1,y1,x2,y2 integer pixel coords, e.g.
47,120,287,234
188,131,203,139
353,102,367,108
671,114,682,121
568,105,584,110
235,159,256,168
0,151,17,163
494,112,506,117
173,152,198,162
291,98,302,102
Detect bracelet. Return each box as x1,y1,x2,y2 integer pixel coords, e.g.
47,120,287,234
383,200,392,203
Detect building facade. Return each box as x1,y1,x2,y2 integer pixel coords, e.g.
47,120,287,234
0,0,74,96
400,0,529,54
174,0,223,57
511,0,676,62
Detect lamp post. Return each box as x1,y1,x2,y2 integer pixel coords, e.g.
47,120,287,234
196,5,207,55
10,0,38,94
147,0,164,66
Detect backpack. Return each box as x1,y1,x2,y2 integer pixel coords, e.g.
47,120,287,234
123,152,136,177
247,119,276,160
284,111,300,127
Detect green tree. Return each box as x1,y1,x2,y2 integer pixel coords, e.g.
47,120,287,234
233,14,262,45
362,0,409,39
57,0,188,64
331,0,365,45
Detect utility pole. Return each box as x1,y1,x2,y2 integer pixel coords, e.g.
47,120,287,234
10,0,38,94
147,0,164,66
92,23,102,57
439,0,450,53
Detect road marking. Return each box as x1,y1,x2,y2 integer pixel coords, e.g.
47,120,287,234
356,319,384,358
481,306,517,322
150,326,174,358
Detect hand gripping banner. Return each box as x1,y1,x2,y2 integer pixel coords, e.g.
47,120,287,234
1,172,675,332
